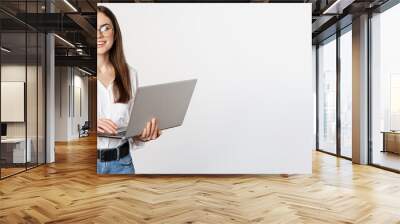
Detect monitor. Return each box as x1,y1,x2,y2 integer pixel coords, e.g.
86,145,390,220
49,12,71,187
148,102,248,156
1,123,7,137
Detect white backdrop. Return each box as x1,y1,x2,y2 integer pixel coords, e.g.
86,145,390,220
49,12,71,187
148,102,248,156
100,3,313,174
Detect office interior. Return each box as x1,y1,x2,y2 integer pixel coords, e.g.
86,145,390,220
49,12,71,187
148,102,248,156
0,0,96,179
0,0,400,222
314,0,400,172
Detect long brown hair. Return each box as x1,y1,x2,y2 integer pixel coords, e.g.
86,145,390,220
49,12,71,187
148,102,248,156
97,6,131,103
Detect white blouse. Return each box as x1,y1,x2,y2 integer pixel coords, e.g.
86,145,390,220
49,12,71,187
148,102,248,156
97,66,144,158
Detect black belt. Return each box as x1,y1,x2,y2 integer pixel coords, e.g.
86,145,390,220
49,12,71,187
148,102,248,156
97,142,130,162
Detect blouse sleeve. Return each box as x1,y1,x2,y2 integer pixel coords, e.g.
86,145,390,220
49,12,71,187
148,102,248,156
128,66,145,151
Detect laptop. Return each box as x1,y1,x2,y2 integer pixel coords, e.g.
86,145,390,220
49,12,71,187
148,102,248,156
98,79,197,139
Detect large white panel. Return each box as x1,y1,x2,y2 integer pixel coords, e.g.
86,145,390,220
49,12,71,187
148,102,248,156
100,3,313,174
1,82,25,122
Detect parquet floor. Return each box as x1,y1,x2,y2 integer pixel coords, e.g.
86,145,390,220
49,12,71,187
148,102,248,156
1,136,400,223
1,167,26,178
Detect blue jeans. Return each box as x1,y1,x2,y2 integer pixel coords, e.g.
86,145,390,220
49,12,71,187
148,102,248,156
97,153,135,174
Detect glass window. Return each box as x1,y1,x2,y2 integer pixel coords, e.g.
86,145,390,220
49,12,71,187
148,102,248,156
27,31,38,169
318,36,337,155
371,3,400,171
0,1,46,179
1,31,28,178
340,28,352,158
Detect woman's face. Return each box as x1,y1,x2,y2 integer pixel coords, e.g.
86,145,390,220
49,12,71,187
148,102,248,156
97,12,114,55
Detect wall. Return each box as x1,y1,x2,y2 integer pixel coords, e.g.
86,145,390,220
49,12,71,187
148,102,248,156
54,67,89,141
101,3,313,174
55,66,68,141
71,72,89,138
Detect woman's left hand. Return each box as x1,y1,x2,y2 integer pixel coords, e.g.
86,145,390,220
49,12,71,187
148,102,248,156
134,118,161,142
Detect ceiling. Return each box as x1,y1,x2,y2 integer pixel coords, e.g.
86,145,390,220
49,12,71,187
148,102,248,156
0,0,97,74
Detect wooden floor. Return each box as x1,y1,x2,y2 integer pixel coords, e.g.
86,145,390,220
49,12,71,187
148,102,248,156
1,136,400,223
1,163,45,178
1,167,26,178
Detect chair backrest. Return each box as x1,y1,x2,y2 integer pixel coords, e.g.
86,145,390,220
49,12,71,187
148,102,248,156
82,121,90,129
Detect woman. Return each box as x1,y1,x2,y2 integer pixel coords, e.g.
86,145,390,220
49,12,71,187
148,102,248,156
97,6,160,174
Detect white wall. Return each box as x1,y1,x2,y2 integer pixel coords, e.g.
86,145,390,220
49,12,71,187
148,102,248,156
55,66,68,141
101,3,313,174
71,73,89,138
54,67,89,141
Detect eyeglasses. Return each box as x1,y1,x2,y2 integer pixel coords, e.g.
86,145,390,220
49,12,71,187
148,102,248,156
97,24,113,36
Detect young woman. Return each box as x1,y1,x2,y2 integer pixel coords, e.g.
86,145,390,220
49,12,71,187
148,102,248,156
97,6,160,174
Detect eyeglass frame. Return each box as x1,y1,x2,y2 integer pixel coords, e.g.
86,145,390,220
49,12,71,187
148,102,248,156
97,24,113,36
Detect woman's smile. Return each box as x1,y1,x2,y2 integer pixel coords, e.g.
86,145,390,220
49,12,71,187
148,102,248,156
97,40,106,48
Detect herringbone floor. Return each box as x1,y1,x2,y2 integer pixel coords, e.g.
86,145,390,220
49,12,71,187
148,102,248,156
1,136,400,224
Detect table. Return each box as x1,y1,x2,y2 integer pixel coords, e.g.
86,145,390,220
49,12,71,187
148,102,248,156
1,138,32,164
381,131,400,154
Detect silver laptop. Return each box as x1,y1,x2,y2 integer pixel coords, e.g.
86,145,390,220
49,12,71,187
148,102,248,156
98,79,197,139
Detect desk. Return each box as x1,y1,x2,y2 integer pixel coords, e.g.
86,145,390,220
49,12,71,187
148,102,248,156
1,138,31,164
382,131,400,154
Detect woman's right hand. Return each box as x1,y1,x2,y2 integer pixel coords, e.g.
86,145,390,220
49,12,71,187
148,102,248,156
97,118,118,134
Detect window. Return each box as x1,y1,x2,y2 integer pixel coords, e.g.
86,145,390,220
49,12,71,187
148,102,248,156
339,28,352,158
318,36,337,155
370,3,400,171
0,1,46,179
